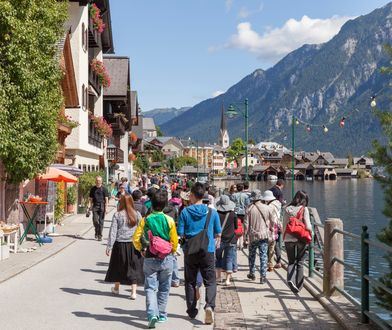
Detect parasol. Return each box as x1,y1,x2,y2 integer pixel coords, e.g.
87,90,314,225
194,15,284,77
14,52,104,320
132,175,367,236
38,167,78,183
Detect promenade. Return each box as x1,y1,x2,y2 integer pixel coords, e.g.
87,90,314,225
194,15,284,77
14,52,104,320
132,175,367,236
0,207,341,329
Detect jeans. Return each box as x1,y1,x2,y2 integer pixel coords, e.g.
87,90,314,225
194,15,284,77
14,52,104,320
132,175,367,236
233,247,238,271
285,241,307,290
143,255,174,319
184,251,216,317
171,255,181,285
92,204,105,237
215,243,236,273
248,239,268,278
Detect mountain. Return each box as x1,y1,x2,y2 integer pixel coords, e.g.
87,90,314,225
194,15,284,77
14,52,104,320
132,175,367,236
143,107,191,126
161,3,392,157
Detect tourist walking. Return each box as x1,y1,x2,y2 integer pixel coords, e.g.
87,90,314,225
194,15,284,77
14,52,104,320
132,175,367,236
261,190,282,271
133,190,178,328
283,190,313,293
269,179,285,204
105,195,144,299
177,182,221,324
232,183,250,249
88,176,110,241
215,195,237,286
132,189,148,217
244,190,276,284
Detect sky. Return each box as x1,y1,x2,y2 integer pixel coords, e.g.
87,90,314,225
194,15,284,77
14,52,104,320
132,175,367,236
110,0,390,111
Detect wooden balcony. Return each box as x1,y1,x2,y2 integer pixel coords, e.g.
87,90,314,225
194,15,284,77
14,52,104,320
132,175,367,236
89,67,101,95
88,17,102,49
107,146,124,163
106,114,127,136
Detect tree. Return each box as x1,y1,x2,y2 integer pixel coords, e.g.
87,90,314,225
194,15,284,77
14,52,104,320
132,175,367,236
173,156,197,172
227,138,245,166
370,45,392,312
0,0,67,183
347,152,353,168
134,154,150,174
156,125,164,137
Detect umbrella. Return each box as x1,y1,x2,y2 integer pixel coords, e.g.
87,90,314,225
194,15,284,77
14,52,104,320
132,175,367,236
38,167,78,183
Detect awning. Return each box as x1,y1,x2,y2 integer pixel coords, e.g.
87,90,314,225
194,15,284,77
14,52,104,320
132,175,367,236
50,164,83,176
38,167,78,183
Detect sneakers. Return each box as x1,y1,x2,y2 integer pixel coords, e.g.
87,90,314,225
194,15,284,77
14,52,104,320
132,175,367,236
188,309,198,319
260,277,267,284
111,287,119,295
247,273,256,281
274,263,282,269
204,307,214,324
95,234,98,240
171,282,180,288
148,316,158,328
97,236,102,241
158,315,168,323
268,266,274,272
130,293,137,300
288,281,299,293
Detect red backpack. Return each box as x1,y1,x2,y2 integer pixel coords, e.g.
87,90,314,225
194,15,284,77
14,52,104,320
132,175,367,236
284,207,312,244
234,218,244,237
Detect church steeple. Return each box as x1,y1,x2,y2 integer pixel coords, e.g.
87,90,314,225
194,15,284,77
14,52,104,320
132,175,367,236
219,103,229,149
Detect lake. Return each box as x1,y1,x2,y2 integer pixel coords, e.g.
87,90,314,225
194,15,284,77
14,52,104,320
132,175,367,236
214,178,390,315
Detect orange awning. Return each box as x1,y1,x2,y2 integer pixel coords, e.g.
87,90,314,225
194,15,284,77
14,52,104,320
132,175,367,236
38,167,78,183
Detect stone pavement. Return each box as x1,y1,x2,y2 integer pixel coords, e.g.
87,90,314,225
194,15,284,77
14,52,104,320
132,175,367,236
215,249,342,329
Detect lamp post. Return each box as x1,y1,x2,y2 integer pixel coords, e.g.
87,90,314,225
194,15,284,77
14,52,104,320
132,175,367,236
291,114,295,199
227,98,249,181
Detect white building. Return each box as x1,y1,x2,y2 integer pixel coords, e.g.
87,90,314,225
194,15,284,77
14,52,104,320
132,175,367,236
64,0,114,172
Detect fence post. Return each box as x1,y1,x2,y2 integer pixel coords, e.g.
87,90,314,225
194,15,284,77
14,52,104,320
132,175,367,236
323,218,344,296
308,220,315,278
361,226,369,323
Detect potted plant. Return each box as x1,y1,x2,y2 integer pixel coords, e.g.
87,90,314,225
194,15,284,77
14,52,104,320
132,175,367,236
66,185,77,214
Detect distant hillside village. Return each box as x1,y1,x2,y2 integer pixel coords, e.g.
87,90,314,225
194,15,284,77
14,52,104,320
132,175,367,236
130,109,375,181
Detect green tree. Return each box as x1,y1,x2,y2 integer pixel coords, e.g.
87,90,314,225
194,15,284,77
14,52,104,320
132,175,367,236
227,138,245,166
371,45,392,312
156,125,164,137
0,0,67,183
134,154,150,174
347,152,353,168
173,156,197,171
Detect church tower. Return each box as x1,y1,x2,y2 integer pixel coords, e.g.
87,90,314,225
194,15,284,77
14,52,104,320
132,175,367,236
219,104,230,149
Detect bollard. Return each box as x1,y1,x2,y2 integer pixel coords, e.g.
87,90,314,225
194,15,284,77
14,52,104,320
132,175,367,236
323,218,344,296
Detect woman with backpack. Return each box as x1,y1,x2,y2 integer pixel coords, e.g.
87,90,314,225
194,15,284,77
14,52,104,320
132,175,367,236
283,190,313,293
105,195,144,300
133,189,178,329
215,195,238,286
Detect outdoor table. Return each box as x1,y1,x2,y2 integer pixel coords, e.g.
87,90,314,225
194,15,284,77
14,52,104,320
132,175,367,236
19,201,48,246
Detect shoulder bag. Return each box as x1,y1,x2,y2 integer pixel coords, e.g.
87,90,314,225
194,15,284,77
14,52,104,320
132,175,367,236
284,207,312,244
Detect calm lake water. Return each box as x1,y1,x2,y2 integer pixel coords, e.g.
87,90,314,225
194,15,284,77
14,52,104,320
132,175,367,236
214,179,391,315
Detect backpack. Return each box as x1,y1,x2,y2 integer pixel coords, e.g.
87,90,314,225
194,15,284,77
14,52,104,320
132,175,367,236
234,218,244,237
186,209,212,255
284,207,312,244
146,216,173,259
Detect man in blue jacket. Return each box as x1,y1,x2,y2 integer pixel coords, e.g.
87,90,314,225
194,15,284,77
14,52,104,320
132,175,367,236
177,182,221,325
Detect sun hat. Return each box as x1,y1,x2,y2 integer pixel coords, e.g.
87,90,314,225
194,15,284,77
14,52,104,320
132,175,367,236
251,189,262,201
261,190,276,202
215,195,235,212
180,191,190,201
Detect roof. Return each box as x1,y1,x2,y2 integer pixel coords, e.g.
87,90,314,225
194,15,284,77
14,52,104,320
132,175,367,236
331,158,348,166
335,168,353,174
253,165,268,172
103,57,129,97
295,163,314,169
143,117,156,131
353,157,374,166
180,166,209,174
220,104,227,132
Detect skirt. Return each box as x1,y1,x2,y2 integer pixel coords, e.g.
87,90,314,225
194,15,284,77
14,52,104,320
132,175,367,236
105,241,144,285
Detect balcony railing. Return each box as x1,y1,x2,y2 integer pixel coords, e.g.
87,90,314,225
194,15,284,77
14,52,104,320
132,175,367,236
107,146,124,163
88,17,102,49
88,126,102,148
106,115,127,136
89,67,101,95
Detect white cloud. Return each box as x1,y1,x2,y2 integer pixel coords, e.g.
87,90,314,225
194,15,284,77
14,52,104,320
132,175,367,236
212,90,225,97
238,2,263,19
225,0,233,12
222,15,353,62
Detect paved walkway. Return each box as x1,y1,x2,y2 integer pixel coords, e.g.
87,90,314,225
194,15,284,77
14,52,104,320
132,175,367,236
215,249,341,329
0,204,342,329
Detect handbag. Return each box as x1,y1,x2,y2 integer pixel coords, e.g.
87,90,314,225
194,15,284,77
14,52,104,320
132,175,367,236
284,207,312,244
186,209,212,255
147,230,172,259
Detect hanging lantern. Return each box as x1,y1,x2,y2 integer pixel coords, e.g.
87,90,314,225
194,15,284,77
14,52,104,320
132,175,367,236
339,117,346,128
306,125,311,132
323,125,329,133
370,95,377,108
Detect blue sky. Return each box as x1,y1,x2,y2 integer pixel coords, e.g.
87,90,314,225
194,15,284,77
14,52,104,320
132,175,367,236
110,0,390,111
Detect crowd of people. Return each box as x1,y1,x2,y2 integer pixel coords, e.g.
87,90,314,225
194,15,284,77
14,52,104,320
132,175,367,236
87,175,313,328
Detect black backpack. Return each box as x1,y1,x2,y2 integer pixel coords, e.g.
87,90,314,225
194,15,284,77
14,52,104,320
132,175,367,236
186,209,212,255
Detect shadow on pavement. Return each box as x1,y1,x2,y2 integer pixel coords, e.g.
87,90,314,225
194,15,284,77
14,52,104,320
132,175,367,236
72,311,146,328
96,262,109,267
80,268,107,274
60,287,131,300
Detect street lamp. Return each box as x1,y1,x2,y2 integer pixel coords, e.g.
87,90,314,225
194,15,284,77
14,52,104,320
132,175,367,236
226,98,249,181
